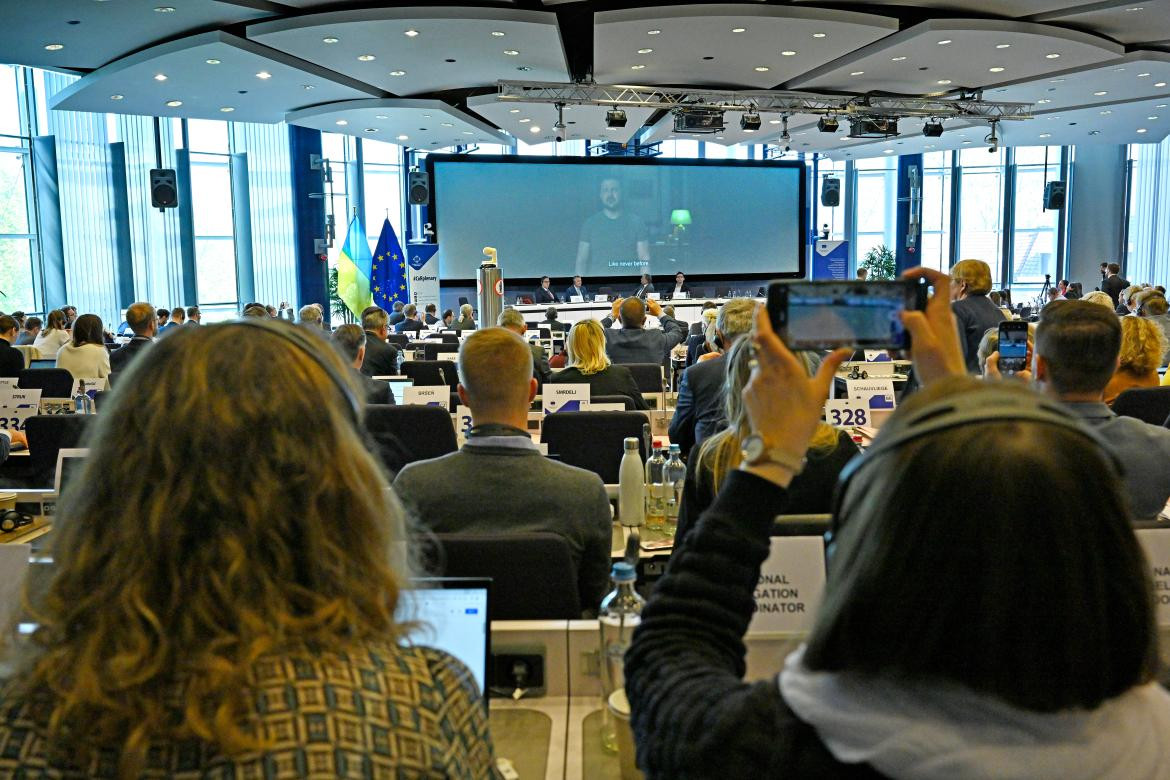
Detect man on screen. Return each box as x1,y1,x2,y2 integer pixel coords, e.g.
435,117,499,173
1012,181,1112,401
576,178,650,277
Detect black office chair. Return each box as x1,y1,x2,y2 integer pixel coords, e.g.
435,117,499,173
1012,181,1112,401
423,532,581,620
1113,387,1170,426
387,333,410,348
423,342,460,361
92,390,111,411
591,394,639,410
18,368,75,398
541,411,648,484
25,414,93,488
458,296,470,307
363,404,457,476
624,363,665,394
401,360,459,390
437,333,460,344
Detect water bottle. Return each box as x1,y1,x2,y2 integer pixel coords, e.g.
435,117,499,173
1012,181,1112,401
73,380,93,415
618,437,645,528
599,562,645,753
644,443,666,531
663,444,686,536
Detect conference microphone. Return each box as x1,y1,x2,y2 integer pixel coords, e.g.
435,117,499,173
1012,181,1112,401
482,247,498,266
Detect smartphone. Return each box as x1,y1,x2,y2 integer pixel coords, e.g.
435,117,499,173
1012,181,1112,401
767,279,928,350
996,321,1029,374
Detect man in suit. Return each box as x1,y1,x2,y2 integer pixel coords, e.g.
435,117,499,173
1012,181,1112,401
535,276,557,304
600,297,685,366
1101,262,1128,306
395,304,424,335
0,315,24,379
634,274,656,299
669,271,691,299
360,306,399,377
423,303,440,326
388,301,406,327
392,327,611,615
331,324,393,405
669,298,757,459
565,275,589,301
498,307,552,386
109,302,157,373
185,306,201,326
540,306,568,334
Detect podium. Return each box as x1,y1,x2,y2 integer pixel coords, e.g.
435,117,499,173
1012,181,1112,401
811,240,850,280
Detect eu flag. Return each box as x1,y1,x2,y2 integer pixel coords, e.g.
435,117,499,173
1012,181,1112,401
370,218,408,312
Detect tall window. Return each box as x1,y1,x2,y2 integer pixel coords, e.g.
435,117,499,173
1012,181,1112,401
957,147,1006,285
1011,146,1062,290
185,119,237,307
854,156,897,261
0,65,37,312
320,132,356,272
362,139,403,249
918,151,952,271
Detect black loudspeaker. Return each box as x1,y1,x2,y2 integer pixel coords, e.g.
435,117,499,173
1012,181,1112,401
150,168,178,209
821,177,841,208
1043,180,1066,210
408,171,430,205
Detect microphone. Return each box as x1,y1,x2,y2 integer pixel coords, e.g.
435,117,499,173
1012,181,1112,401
482,247,498,266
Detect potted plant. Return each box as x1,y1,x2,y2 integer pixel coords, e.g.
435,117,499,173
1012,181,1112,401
860,244,896,280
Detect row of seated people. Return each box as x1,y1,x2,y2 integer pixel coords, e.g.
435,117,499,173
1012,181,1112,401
531,271,697,303
2,265,1170,775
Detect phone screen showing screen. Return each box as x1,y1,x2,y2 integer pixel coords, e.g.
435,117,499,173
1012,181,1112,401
997,322,1029,373
767,280,927,350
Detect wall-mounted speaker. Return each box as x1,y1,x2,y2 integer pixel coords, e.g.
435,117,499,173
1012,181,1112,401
408,171,431,205
1043,180,1066,210
150,168,178,209
821,176,841,208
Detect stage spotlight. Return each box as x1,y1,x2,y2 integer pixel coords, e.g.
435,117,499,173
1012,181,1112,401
605,107,627,128
923,119,944,137
817,116,840,133
985,121,999,153
740,111,762,132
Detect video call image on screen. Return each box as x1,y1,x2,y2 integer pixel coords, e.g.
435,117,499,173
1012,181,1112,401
786,290,907,347
430,158,804,280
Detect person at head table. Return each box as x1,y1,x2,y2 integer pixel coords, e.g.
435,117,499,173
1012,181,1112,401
565,275,590,301
634,274,656,299
671,272,691,298
0,320,494,777
535,276,557,304
575,177,649,278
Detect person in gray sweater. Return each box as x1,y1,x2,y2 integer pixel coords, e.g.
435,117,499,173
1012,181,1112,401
393,327,612,613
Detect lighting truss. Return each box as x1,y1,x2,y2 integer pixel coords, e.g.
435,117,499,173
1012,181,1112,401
495,80,1034,122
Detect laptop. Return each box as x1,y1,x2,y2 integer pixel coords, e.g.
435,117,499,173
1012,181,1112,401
399,578,491,700
29,359,55,370
373,376,413,405
55,448,89,496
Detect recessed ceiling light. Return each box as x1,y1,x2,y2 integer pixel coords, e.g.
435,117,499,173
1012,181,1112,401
389,70,406,76
1158,104,1168,108
1094,91,1108,95
153,6,175,11
256,71,271,79
1149,115,1160,120
508,108,520,113
647,29,661,35
441,122,454,127
364,128,378,133
937,79,953,85
302,84,314,90
883,149,895,154
336,120,348,126
731,27,746,33
1050,78,1065,83
1115,68,1127,72
519,118,531,123
1126,6,1145,10
205,59,221,65
937,39,952,45
768,119,781,124
504,49,519,56
962,140,972,144
754,66,770,72
1037,99,1052,104
925,144,935,149
491,31,505,37
850,71,865,76
165,100,182,107
528,126,540,133
996,43,1012,49
1138,73,1152,78
404,29,419,37
220,106,234,113
322,36,339,44
1137,128,1148,133
109,94,123,100
516,66,530,72
1100,110,1112,115
357,54,376,61
781,51,797,56
891,56,907,62
631,64,646,70
1157,82,1169,88
1039,133,1052,138
638,48,654,55
812,32,827,38
1046,53,1061,59
838,136,850,141
153,73,167,81
989,67,1005,73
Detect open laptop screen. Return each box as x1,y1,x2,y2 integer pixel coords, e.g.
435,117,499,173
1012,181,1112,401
398,578,490,697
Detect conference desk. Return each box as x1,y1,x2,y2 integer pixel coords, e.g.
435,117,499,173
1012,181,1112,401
515,297,761,327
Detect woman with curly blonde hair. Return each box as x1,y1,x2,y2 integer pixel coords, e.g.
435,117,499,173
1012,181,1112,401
0,320,494,778
1104,315,1167,405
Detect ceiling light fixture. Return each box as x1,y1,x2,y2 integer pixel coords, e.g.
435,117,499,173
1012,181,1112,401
923,119,944,137
1094,90,1108,95
781,50,797,56
1137,128,1148,133
1149,115,1160,120
220,106,234,113
1156,82,1168,88
491,31,505,37
516,66,530,72
605,107,627,128
256,71,271,79
153,6,175,12
996,43,1011,49
850,71,865,76
937,79,953,85
404,29,419,37
529,126,540,133
1037,99,1052,104
397,134,411,141
322,36,339,44
302,84,314,90
883,149,895,154
336,120,348,126
937,39,952,45
812,32,827,38
817,116,840,133
731,27,746,33
165,100,182,107
375,114,389,119
989,67,1005,73
518,118,531,123
508,108,520,113
504,49,519,56
1139,73,1152,77
109,94,123,100
638,48,653,54
1100,110,1112,115
631,64,646,70
647,29,661,35
205,59,220,65
891,56,907,62
754,66,770,72
441,122,454,127
153,73,167,81
1046,53,1061,59
1039,133,1052,138
364,128,378,133
740,110,762,133
390,70,406,76
358,54,376,61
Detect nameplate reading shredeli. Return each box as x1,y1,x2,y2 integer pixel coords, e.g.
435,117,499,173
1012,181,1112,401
845,378,896,411
543,384,589,415
401,386,450,410
748,536,826,635
1136,529,1170,627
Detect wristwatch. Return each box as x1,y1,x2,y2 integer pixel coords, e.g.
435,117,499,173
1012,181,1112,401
740,434,806,474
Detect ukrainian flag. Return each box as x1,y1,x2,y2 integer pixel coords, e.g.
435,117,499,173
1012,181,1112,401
336,214,373,318
371,218,408,312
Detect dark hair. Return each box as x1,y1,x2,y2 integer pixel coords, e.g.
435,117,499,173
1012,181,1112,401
46,310,66,331
442,309,454,321
425,303,436,314
805,378,1156,712
24,317,41,331
541,276,550,283
71,314,104,347
1107,262,1121,274
0,315,16,335
392,301,404,312
545,307,558,321
1035,301,1121,395
186,306,199,319
330,323,367,363
156,308,169,320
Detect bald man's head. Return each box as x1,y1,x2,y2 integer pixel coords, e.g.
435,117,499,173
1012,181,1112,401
619,297,647,329
458,328,535,415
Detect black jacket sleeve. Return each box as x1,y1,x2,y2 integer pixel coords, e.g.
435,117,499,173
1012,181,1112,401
667,368,696,458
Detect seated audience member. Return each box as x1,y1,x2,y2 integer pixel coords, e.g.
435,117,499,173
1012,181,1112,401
16,316,41,346
0,315,26,378
456,303,476,331
1028,300,1170,519
61,305,77,329
9,312,24,331
670,272,691,299
600,297,685,366
950,258,1005,373
1118,285,1143,316
856,267,869,281
441,309,455,329
676,336,858,545
497,308,551,386
388,300,406,327
1136,290,1170,364
33,309,70,357
423,303,439,326
241,303,269,319
565,275,589,301
698,318,722,363
535,276,557,304
689,303,718,339
627,272,1170,779
670,298,756,458
634,274,656,299
163,307,185,331
1081,290,1115,309
1104,316,1166,405
540,306,567,334
360,307,399,377
0,320,493,776
55,314,111,381
395,304,424,335
156,308,170,329
393,328,611,614
185,306,201,326
298,304,323,330
1046,288,1061,305
331,324,393,405
109,303,157,373
551,319,649,410
977,323,1034,377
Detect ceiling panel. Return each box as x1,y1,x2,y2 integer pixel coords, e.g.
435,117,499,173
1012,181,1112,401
286,99,513,149
248,7,568,96
468,95,655,146
988,52,1170,111
50,31,383,124
0,0,276,72
278,0,513,6
789,0,1112,18
787,19,1123,94
1028,1,1170,46
594,4,898,90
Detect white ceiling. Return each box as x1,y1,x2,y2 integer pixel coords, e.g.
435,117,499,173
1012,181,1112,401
248,8,569,96
1028,1,1170,46
593,4,898,89
286,98,513,149
468,95,656,146
790,0,1112,18
988,52,1170,112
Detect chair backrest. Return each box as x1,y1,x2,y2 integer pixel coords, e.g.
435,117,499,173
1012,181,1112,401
18,368,75,398
1112,387,1170,426
363,404,458,475
426,532,580,620
438,333,459,344
25,414,93,488
423,342,461,361
541,411,648,483
591,394,639,410
92,390,111,411
458,296,470,306
401,360,459,390
387,333,410,348
624,363,664,393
